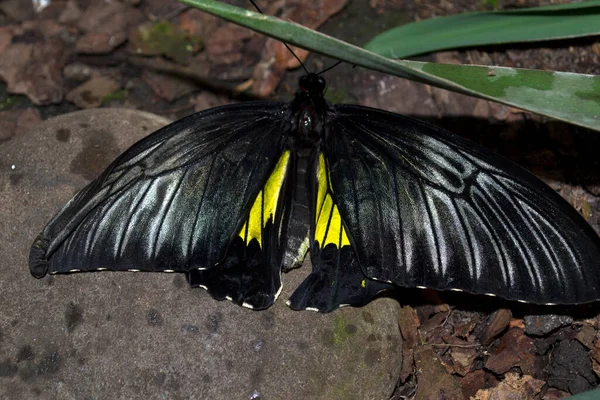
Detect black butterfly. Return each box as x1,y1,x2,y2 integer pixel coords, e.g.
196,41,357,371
29,73,600,312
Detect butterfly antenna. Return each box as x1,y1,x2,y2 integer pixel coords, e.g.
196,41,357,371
317,61,342,76
249,0,309,75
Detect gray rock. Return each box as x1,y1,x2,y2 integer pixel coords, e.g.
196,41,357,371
546,340,597,394
524,314,574,336
0,108,402,399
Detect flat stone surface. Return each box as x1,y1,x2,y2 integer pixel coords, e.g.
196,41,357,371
0,108,402,399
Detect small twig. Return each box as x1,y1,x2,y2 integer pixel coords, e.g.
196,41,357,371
127,55,255,97
424,343,481,349
440,310,453,328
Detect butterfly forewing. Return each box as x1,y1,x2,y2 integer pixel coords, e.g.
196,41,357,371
325,104,600,304
30,102,290,277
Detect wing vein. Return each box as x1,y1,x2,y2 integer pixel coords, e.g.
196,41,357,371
151,169,186,264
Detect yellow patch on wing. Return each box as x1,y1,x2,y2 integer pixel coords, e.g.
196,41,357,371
239,151,290,247
315,153,350,248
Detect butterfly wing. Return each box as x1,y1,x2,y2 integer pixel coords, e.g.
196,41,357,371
187,148,293,309
288,152,395,312
323,104,600,305
29,102,290,293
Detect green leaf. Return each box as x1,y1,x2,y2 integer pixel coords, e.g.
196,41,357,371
0,94,25,111
179,0,600,132
365,1,600,58
570,389,600,400
129,21,203,64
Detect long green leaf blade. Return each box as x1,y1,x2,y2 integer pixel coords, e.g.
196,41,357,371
179,0,600,132
365,1,600,58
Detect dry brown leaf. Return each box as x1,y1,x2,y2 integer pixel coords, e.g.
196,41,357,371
66,76,121,109
0,40,66,105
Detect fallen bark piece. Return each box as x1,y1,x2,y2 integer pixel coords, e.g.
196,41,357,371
413,346,463,400
480,309,512,345
484,328,536,375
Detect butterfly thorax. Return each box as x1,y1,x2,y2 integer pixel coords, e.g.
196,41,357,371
286,73,332,148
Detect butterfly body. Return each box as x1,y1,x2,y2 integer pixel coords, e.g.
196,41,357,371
30,74,600,312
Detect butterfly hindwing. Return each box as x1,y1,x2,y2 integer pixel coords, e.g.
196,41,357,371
323,104,600,304
288,153,394,312
30,102,290,279
187,151,292,309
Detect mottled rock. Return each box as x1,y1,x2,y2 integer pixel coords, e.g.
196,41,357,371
0,109,402,400
547,340,597,394
525,314,574,336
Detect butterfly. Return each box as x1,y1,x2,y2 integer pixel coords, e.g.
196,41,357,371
29,72,600,312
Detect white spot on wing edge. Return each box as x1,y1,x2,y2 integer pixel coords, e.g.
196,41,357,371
225,296,233,301
484,293,497,297
284,301,321,312
450,288,463,292
97,267,107,271
68,269,81,272
273,283,283,301
415,285,427,290
273,266,284,302
371,276,393,284
128,269,140,272
242,302,254,309
198,285,208,291
163,269,175,273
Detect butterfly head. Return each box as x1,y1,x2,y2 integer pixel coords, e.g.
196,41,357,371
299,73,326,97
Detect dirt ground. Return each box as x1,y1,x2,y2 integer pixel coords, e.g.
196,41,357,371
1,0,599,398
